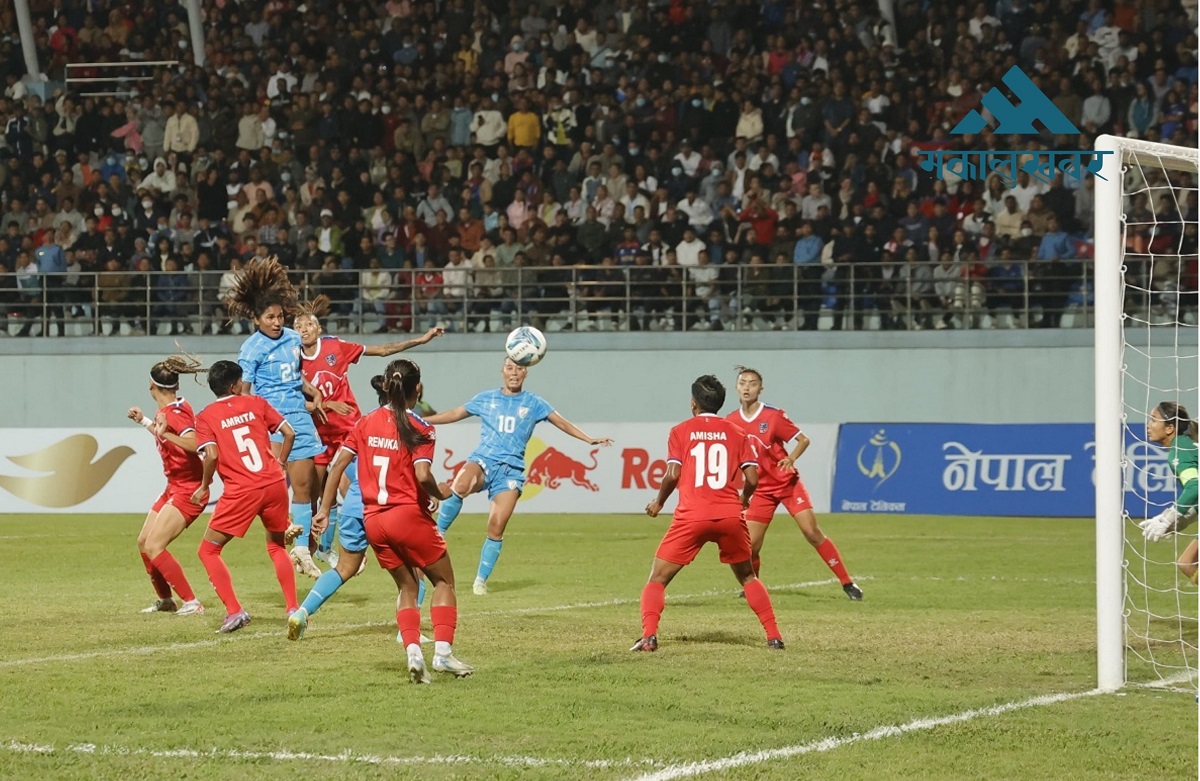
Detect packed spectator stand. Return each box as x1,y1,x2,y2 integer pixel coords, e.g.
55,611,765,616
0,0,1196,336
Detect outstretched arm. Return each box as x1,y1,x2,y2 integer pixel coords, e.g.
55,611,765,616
424,405,471,425
363,326,445,357
546,411,612,446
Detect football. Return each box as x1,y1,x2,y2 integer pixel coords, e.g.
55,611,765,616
505,326,548,367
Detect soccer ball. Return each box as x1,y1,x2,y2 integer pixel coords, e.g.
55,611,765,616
505,326,547,367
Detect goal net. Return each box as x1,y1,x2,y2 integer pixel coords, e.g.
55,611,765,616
1095,135,1199,692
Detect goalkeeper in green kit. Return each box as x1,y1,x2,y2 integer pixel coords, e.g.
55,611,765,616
1138,401,1199,584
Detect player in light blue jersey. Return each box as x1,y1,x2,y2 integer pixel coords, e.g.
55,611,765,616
422,357,611,596
227,258,327,579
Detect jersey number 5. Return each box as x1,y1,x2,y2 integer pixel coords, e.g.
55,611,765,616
232,426,263,472
689,442,728,489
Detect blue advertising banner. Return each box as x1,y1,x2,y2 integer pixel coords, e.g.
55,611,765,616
831,423,1177,518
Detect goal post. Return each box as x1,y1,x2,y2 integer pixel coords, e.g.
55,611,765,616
1093,134,1200,692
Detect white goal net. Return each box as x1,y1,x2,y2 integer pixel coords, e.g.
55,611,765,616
1095,135,1199,692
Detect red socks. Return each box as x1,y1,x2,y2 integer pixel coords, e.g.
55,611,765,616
816,538,852,585
640,581,665,637
140,552,171,600
266,541,298,612
743,578,781,641
397,607,421,647
198,540,241,614
150,551,195,602
431,605,456,645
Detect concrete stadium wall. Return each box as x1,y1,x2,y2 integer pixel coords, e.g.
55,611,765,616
1,330,1192,428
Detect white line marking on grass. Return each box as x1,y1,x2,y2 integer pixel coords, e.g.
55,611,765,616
0,739,662,770
0,578,852,669
624,674,1198,781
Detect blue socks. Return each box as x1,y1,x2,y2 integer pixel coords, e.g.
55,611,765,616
318,505,338,553
291,502,313,547
436,492,464,533
477,537,503,582
300,569,344,617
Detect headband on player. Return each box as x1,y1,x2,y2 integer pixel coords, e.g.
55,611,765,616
150,375,178,389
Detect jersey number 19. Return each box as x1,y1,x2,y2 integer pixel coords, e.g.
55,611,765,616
690,442,728,489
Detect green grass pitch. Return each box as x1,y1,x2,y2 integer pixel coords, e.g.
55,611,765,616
0,513,1194,780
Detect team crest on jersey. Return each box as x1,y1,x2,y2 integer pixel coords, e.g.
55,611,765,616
759,422,769,433
325,354,337,366
518,407,529,419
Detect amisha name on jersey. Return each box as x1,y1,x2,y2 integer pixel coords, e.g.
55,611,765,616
220,411,259,429
690,431,728,441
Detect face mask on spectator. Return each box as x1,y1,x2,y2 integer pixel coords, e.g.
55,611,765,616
691,98,701,107
227,200,239,211
491,93,500,102
672,166,683,176
94,207,105,216
658,54,669,63
800,97,812,105
112,206,122,216
635,97,646,107
381,105,392,114
513,43,523,51
1021,227,1033,237
629,146,639,155
142,199,153,210
281,172,291,183
711,168,722,177
139,157,149,169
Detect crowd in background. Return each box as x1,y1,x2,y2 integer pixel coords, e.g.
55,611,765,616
0,0,1196,335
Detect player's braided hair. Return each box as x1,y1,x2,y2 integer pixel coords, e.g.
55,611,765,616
734,365,763,382
224,256,300,321
296,294,331,321
1157,401,1199,439
150,344,208,390
384,359,431,450
691,374,726,414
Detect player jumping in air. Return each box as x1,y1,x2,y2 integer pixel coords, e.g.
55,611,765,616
295,295,443,567
1138,401,1199,583
727,366,863,600
422,357,611,596
192,360,301,633
127,354,207,616
633,374,784,652
225,258,327,579
313,359,472,683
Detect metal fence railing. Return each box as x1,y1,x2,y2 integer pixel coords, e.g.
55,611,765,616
0,259,1192,337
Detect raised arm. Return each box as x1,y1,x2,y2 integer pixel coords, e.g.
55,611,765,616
363,326,445,357
151,414,199,453
546,411,612,446
424,405,471,425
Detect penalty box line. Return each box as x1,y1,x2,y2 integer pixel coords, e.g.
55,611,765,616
0,578,850,669
0,739,662,771
624,673,1197,781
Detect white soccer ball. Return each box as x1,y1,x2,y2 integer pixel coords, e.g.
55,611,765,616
505,326,547,367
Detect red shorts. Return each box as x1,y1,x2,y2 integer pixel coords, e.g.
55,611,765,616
744,480,813,524
655,517,753,566
207,481,290,538
314,425,353,467
152,483,205,526
365,505,447,571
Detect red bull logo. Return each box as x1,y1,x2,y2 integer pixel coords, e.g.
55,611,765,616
527,447,600,491
443,450,467,477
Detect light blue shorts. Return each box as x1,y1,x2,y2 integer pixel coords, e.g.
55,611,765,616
469,454,525,500
338,460,367,552
272,409,324,462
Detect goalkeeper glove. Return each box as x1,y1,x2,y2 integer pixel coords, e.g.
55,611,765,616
1138,507,1179,542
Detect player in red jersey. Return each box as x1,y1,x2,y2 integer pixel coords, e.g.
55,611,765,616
727,366,863,600
313,358,473,683
632,375,784,652
127,355,206,616
191,360,300,633
295,296,443,564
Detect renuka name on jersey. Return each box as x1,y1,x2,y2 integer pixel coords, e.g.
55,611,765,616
221,412,258,429
367,436,400,450
690,431,728,441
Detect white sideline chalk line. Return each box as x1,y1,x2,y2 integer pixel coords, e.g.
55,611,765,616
624,673,1198,781
0,739,661,770
0,578,849,669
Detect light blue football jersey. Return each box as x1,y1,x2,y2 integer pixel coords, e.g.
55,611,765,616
238,328,307,414
464,389,555,470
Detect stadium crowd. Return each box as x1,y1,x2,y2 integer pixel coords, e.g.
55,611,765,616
0,0,1196,336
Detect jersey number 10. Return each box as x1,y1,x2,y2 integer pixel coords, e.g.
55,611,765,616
689,442,728,489
498,415,517,434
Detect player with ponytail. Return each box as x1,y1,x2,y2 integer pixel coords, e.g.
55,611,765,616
311,360,472,683
127,353,208,616
1138,401,1199,583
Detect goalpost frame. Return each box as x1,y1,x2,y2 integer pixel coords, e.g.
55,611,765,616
1093,134,1200,692
1093,134,1124,692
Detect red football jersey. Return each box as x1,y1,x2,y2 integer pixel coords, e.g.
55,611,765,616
155,398,203,488
301,336,365,444
194,394,288,492
726,403,801,494
341,407,436,519
666,413,758,522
